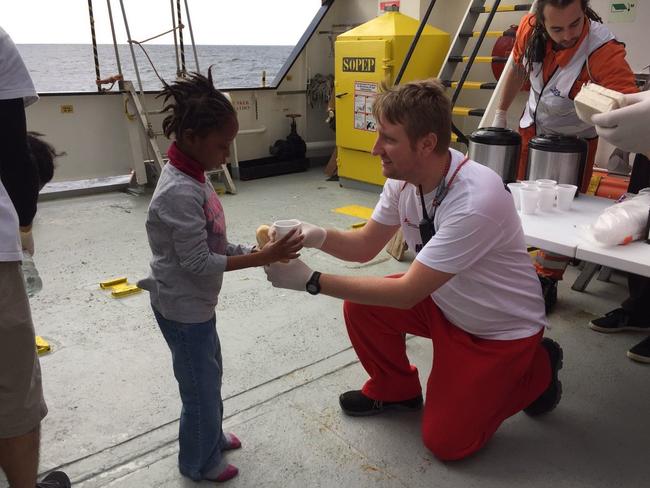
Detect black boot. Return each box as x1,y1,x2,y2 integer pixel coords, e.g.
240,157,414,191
524,338,563,416
36,471,71,488
339,390,423,417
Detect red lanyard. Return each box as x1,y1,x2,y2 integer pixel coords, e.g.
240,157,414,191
431,155,470,208
447,156,470,192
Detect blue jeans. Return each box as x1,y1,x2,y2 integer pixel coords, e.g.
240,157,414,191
153,308,228,481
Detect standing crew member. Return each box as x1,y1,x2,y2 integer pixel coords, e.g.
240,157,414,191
0,25,71,488
492,0,638,309
590,85,650,363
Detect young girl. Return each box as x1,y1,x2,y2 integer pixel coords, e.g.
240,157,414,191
138,69,302,483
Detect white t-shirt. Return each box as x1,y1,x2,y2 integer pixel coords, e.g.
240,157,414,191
0,26,38,262
0,26,38,106
372,148,547,340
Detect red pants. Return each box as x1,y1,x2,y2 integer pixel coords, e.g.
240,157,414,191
343,294,551,461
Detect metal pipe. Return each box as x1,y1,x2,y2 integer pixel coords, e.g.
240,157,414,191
394,0,438,85
118,0,146,101
237,127,267,135
87,0,102,92
184,0,201,73
305,140,336,150
106,0,123,77
170,0,180,78
176,0,186,77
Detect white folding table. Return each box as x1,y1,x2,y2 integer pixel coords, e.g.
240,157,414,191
517,195,650,288
575,239,650,277
518,195,615,257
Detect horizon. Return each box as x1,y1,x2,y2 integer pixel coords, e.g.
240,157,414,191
16,43,294,47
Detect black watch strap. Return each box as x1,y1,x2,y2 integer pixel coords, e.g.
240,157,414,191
306,271,321,295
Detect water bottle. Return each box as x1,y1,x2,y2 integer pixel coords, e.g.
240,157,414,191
22,251,43,297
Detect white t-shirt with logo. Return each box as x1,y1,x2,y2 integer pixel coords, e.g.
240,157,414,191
0,26,38,262
371,148,547,340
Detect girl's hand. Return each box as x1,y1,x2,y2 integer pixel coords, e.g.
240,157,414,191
259,229,304,264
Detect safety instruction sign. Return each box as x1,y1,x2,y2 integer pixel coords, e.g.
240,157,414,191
353,81,378,132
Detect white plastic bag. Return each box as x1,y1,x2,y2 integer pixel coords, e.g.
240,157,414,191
584,189,650,246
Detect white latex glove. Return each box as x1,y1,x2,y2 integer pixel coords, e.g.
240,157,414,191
265,258,313,292
300,222,327,249
592,91,650,155
491,109,508,128
20,229,34,255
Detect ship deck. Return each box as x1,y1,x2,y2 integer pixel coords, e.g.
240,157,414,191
3,166,649,487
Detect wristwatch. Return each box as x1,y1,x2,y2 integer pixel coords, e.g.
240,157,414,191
306,271,322,295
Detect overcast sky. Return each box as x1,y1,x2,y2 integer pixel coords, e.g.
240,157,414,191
3,0,322,45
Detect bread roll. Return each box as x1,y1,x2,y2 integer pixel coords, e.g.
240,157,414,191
256,224,271,248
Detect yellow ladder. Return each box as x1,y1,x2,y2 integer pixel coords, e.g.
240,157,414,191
438,1,533,145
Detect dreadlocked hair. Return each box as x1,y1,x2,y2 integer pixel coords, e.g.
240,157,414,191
523,0,603,75
158,66,236,141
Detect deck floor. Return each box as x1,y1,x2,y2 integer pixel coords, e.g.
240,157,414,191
3,167,648,487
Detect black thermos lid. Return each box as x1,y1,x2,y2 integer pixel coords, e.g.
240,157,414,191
469,127,521,146
529,134,588,153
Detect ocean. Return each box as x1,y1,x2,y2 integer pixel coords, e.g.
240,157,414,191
16,44,293,93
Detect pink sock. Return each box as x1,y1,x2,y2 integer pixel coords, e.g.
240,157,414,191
214,464,239,483
223,432,241,451
204,459,239,482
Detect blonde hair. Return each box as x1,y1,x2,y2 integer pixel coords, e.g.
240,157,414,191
372,79,451,155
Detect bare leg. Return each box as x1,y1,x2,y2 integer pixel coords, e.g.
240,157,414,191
0,424,40,488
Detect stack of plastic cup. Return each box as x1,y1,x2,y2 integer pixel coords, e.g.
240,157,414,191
556,184,578,211
538,185,557,211
507,182,524,210
536,179,557,187
520,187,540,214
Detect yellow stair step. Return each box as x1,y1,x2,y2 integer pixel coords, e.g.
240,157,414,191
443,80,497,90
460,30,514,39
471,4,532,13
448,55,508,63
452,106,485,117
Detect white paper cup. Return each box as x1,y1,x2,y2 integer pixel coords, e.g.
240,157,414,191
556,184,577,211
507,182,524,210
272,219,301,239
520,187,540,214
536,179,557,187
538,186,556,212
